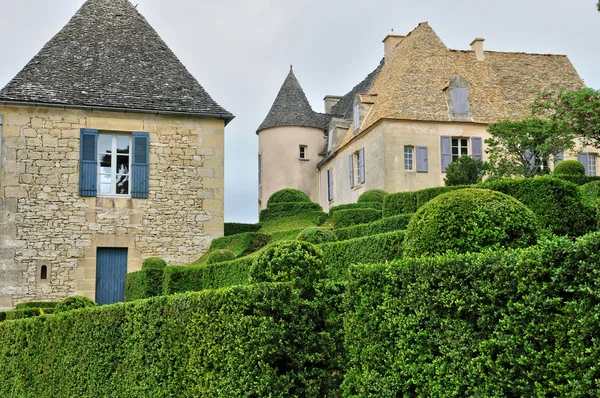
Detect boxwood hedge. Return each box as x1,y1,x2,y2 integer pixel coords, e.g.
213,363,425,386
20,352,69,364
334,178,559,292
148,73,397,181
334,213,412,241
259,202,325,222
333,208,382,229
343,233,600,396
224,222,261,236
357,189,388,204
0,283,337,397
267,188,311,205
328,202,382,217
382,191,417,216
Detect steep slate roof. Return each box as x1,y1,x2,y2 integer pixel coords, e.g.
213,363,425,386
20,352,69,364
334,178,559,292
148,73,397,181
257,67,329,133
0,0,233,122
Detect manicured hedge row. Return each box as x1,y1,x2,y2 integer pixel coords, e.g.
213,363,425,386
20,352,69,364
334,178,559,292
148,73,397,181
259,202,324,222
553,174,600,186
124,258,167,302
0,283,337,397
206,232,255,257
343,233,600,396
333,208,382,229
382,191,417,216
335,214,412,241
224,222,261,236
321,230,405,280
1,308,56,322
15,302,58,310
328,202,382,217
416,185,470,208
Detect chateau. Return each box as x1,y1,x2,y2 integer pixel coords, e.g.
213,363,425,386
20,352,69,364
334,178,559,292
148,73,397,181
257,22,588,212
0,0,232,309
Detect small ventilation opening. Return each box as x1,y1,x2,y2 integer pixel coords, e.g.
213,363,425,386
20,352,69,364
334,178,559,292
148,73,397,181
40,265,47,280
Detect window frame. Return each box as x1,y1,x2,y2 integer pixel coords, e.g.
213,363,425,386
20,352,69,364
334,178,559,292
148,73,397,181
589,154,597,176
299,145,308,160
97,132,132,197
451,137,469,162
404,146,414,171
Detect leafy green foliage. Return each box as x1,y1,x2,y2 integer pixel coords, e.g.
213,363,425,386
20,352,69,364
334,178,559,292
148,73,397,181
15,302,58,310
416,185,469,208
1,308,56,322
125,257,168,302
579,180,600,207
267,188,311,205
404,188,538,257
328,202,381,217
444,155,487,186
258,212,326,234
206,249,236,264
344,234,600,396
357,189,388,204
485,118,574,178
224,222,262,236
333,208,381,229
335,214,412,241
480,176,597,237
553,174,600,186
553,159,585,175
142,257,167,270
382,191,418,216
55,296,98,312
259,202,325,222
297,227,337,245
532,88,600,146
0,283,337,397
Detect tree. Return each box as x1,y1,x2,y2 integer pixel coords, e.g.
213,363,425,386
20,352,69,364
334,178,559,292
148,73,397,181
532,88,600,146
444,155,486,186
485,118,575,178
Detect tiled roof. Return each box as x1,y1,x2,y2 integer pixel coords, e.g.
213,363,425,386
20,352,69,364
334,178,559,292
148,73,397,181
0,0,233,122
257,67,329,133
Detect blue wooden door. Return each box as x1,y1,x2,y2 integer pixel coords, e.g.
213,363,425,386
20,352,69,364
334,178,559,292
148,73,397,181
96,248,128,305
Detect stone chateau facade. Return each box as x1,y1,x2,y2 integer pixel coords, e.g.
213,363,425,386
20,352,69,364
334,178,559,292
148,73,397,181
0,0,233,309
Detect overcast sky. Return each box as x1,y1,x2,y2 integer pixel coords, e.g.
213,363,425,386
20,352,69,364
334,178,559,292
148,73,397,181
0,1,598,222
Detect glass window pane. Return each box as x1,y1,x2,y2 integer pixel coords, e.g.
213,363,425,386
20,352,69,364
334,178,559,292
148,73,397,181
452,147,458,155
99,166,112,174
116,176,129,195
99,183,112,195
116,155,129,174
99,174,112,184
460,138,468,146
98,134,112,154
461,147,468,155
452,138,458,146
99,153,112,168
116,136,130,154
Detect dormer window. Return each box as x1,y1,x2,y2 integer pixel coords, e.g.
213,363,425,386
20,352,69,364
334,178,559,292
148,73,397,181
445,76,470,119
353,104,360,132
452,88,468,114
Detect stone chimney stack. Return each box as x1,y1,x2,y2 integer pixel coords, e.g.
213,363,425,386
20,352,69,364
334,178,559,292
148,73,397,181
470,37,485,60
323,95,342,114
383,34,405,59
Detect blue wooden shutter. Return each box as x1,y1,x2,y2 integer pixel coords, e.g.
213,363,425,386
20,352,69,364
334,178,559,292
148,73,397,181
471,137,483,160
80,129,98,197
131,132,149,199
327,169,333,201
452,88,468,113
349,155,354,188
416,146,428,172
440,136,451,172
358,148,365,184
579,153,589,175
554,151,564,165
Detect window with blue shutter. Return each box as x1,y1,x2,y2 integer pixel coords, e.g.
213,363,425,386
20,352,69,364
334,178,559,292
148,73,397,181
349,155,354,189
80,129,98,196
131,132,150,199
416,146,428,172
471,137,483,160
452,88,468,113
358,148,365,184
554,151,564,165
327,168,333,201
440,136,451,172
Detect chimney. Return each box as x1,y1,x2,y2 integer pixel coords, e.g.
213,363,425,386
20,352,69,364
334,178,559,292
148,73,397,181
470,37,485,60
323,95,342,114
383,34,405,59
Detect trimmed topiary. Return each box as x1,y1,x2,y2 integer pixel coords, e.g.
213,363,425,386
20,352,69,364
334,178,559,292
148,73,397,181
249,241,324,296
404,188,538,257
55,296,98,312
333,208,382,229
142,257,167,270
206,249,236,264
553,160,585,176
357,189,388,204
383,191,418,216
297,227,337,245
267,188,311,206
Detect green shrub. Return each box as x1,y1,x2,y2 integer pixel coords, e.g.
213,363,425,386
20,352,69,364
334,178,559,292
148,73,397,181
224,222,262,236
416,185,470,208
206,249,236,264
321,230,405,280
553,159,585,175
297,227,337,245
259,203,324,222
382,191,418,216
55,296,98,312
333,208,382,229
580,180,600,207
343,234,600,396
267,188,311,206
479,176,596,237
357,189,388,204
269,228,307,242
335,213,412,241
328,202,381,217
554,174,600,186
404,188,538,257
15,301,58,310
0,283,337,397
125,271,149,302
244,233,272,255
444,155,487,186
142,257,167,270
0,312,5,322
4,308,55,321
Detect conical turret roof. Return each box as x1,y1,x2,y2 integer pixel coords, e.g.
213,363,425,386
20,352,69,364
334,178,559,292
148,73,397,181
0,0,233,122
257,67,328,133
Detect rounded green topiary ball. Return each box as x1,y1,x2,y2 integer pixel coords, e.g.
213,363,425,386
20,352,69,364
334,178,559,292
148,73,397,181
206,249,236,264
357,189,388,204
55,296,98,312
142,257,167,270
553,160,585,176
296,227,337,244
404,188,538,257
267,188,311,206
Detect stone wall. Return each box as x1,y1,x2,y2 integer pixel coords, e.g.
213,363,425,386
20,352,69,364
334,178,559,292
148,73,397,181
0,105,224,309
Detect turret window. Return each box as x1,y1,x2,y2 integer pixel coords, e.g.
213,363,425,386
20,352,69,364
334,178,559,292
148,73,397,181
299,145,308,160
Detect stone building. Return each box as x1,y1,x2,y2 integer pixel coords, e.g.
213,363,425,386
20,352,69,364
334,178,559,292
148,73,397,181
0,0,233,309
257,22,588,212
